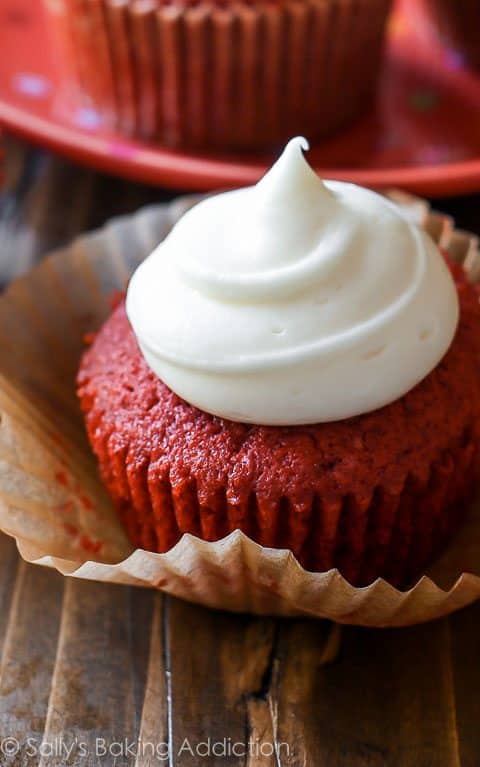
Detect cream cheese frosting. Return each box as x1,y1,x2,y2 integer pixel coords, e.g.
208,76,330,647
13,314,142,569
126,137,459,425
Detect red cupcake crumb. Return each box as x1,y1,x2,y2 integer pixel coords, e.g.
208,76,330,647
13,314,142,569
80,535,103,555
63,522,78,537
55,470,69,487
83,331,96,346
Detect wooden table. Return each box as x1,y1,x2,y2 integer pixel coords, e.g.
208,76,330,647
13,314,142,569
1,134,480,767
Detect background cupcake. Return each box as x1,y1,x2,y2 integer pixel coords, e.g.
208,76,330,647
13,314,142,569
44,0,394,151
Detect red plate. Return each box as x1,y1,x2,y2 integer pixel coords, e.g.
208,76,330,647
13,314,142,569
0,0,480,195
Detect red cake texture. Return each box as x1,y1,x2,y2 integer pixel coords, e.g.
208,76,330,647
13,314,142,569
77,261,480,586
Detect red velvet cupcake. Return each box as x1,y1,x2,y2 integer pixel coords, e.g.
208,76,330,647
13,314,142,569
77,140,480,586
44,0,393,150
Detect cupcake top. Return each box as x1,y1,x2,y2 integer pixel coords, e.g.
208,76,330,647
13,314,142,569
126,138,459,425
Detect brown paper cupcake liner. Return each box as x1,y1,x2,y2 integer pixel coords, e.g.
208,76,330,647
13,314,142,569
91,421,477,588
1,193,480,626
45,0,393,150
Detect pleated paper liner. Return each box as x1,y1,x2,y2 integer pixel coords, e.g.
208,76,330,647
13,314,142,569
46,0,392,150
0,194,480,626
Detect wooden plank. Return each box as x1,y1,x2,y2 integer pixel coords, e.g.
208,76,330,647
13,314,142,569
165,596,277,766
39,579,154,767
246,698,277,767
271,619,459,767
0,561,64,762
448,604,480,767
0,532,20,655
0,133,164,286
0,135,93,281
135,595,168,767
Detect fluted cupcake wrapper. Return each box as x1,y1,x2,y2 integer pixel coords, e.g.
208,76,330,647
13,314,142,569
46,0,393,149
96,428,478,589
0,193,480,626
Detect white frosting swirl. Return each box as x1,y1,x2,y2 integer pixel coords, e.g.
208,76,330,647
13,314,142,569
126,137,459,425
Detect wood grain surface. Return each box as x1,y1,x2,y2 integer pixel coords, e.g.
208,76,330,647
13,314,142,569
0,133,480,766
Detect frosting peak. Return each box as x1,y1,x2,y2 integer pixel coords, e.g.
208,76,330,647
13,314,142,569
174,136,343,302
255,136,335,220
126,139,459,425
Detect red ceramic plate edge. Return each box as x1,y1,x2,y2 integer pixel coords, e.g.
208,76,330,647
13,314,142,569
3,99,480,197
